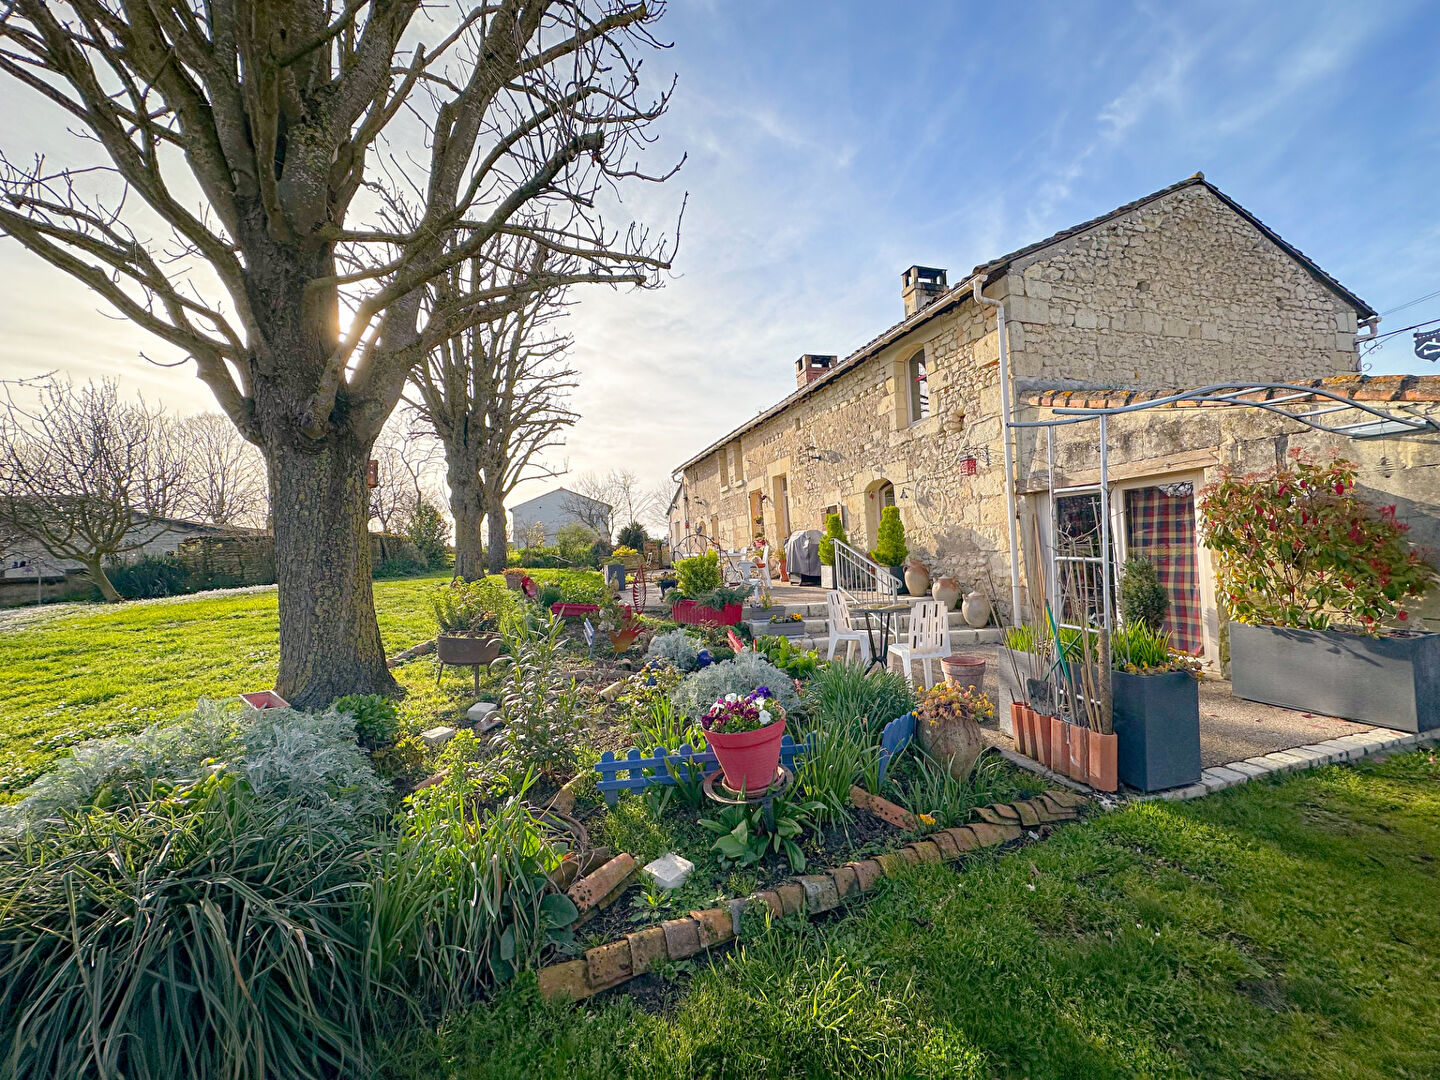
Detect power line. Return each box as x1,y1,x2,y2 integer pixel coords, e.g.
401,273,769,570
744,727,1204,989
1380,288,1440,318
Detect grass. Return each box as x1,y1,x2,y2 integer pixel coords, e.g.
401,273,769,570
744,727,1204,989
0,571,576,795
382,750,1440,1080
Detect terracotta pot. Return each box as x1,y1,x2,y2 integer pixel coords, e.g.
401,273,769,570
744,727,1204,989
1087,730,1118,792
904,560,931,597
1013,706,1032,757
1067,723,1089,782
1032,708,1051,768
1048,715,1066,776
1009,701,1025,743
707,718,786,794
1026,707,1044,761
961,590,991,629
932,576,961,611
942,653,986,693
917,707,988,781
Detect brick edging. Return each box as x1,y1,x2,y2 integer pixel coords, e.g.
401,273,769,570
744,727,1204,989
536,789,1088,1001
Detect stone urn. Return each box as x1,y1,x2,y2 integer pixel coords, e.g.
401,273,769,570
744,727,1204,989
961,590,990,628
917,705,987,781
903,559,931,597
932,576,961,611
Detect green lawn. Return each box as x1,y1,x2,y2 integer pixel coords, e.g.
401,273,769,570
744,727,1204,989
0,574,450,793
385,752,1440,1080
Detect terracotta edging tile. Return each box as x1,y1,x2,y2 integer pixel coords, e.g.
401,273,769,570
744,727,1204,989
536,790,1088,1000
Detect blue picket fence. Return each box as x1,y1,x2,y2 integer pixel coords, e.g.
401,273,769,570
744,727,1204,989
877,712,915,788
593,713,915,805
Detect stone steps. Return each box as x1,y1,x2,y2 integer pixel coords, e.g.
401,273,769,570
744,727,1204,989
746,618,1002,646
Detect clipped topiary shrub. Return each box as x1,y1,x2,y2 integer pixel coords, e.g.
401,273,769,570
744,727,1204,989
818,513,847,567
871,506,907,567
1119,556,1169,632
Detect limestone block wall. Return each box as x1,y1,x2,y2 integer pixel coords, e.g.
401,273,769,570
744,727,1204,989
1004,183,1360,390
678,293,1019,610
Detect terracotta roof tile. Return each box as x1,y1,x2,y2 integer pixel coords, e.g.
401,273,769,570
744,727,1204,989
1023,374,1440,410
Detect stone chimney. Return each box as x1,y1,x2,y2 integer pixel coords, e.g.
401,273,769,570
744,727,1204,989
795,354,836,388
901,266,948,317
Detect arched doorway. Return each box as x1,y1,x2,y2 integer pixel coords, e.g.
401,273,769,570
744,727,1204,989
863,478,896,555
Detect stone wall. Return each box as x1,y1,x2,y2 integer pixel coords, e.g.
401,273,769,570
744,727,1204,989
1003,183,1359,388
174,535,277,585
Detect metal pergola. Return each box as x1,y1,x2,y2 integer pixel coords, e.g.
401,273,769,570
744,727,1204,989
1002,381,1440,724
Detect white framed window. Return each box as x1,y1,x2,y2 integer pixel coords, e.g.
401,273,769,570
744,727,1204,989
907,350,930,423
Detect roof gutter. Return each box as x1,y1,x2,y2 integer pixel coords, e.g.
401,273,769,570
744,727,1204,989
970,275,1023,627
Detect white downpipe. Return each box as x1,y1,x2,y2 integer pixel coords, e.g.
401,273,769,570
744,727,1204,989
972,277,1024,626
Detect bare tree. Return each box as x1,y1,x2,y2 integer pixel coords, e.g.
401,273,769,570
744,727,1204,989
0,1,680,704
565,469,660,538
409,234,577,578
367,414,443,534
171,413,268,527
0,377,185,601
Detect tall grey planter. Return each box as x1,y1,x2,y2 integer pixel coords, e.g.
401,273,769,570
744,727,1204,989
1229,623,1440,733
1111,670,1202,792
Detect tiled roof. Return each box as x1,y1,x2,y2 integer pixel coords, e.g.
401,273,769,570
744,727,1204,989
674,176,1377,473
1024,374,1440,411
970,175,1376,320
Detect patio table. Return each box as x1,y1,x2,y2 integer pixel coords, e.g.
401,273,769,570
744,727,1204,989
851,601,912,672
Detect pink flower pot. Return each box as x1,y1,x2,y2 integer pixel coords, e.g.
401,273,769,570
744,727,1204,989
706,718,786,795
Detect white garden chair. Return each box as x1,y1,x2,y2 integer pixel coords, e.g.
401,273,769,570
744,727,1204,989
888,599,951,689
824,590,871,664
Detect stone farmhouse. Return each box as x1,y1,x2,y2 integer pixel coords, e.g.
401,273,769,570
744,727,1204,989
670,175,1440,667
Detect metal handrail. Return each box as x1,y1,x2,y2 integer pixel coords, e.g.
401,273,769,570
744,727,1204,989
831,537,898,607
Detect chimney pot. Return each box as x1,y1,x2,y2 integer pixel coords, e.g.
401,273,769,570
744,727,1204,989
901,265,948,316
795,354,836,388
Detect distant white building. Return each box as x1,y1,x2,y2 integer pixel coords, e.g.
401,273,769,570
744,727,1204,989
509,488,612,546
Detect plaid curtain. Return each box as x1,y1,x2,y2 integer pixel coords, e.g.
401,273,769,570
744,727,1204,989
1124,485,1202,654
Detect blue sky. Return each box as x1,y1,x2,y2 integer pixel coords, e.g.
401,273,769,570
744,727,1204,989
1,0,1436,506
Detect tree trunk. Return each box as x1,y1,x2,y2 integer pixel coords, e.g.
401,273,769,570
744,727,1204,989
449,458,486,581
85,557,121,603
266,425,397,707
485,485,509,576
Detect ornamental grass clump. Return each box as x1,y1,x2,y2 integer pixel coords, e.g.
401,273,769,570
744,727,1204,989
1200,454,1435,633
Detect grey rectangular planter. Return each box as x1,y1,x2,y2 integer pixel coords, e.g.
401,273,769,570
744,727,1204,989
1229,623,1440,733
753,619,809,637
1112,670,1202,792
